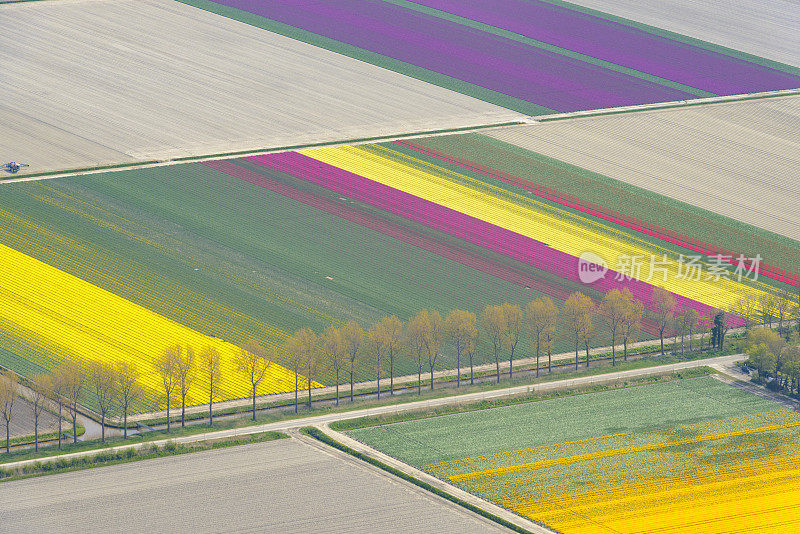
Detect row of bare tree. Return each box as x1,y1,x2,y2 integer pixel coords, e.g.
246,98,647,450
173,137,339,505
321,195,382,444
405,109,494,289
282,289,648,412
733,288,800,332
0,342,276,454
152,343,275,430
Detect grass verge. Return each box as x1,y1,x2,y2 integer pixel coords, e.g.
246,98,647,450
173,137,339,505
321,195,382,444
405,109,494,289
300,426,539,534
7,424,85,448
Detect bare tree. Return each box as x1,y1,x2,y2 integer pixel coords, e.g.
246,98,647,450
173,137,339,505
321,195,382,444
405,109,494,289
793,284,800,336
563,292,594,369
380,315,403,394
601,289,627,366
684,308,699,352
29,374,50,452
423,310,443,391
465,324,480,385
89,362,118,443
652,287,676,355
620,294,643,362
155,346,180,433
445,309,477,386
60,361,85,444
775,290,792,332
367,323,386,399
526,297,559,376
719,310,732,349
116,361,142,439
0,370,17,453
673,311,684,354
48,368,66,450
303,338,323,408
526,299,546,378
481,305,507,383
200,347,222,426
320,326,345,405
759,293,777,328
697,312,711,350
580,299,595,367
406,311,429,394
236,342,271,421
175,345,196,428
341,321,364,402
501,303,522,379
285,328,317,413
732,296,759,331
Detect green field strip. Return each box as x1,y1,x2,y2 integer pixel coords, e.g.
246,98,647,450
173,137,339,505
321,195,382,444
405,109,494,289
540,0,800,77
382,0,714,98
232,156,597,302
411,133,800,275
346,376,784,467
227,157,631,349
175,0,554,116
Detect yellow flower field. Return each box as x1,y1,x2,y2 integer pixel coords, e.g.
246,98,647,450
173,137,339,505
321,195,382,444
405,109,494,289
426,410,800,534
301,144,777,312
0,242,317,410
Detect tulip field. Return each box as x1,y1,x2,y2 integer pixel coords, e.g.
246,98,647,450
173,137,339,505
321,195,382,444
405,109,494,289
347,376,800,533
1,126,797,412
3,0,798,417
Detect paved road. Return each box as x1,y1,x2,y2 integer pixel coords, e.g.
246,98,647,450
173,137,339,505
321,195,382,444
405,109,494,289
0,436,510,533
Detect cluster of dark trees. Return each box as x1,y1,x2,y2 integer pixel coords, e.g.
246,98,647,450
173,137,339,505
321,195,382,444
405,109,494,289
745,325,800,396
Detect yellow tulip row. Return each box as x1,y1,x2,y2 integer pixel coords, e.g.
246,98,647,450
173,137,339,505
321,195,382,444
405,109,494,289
0,242,312,409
